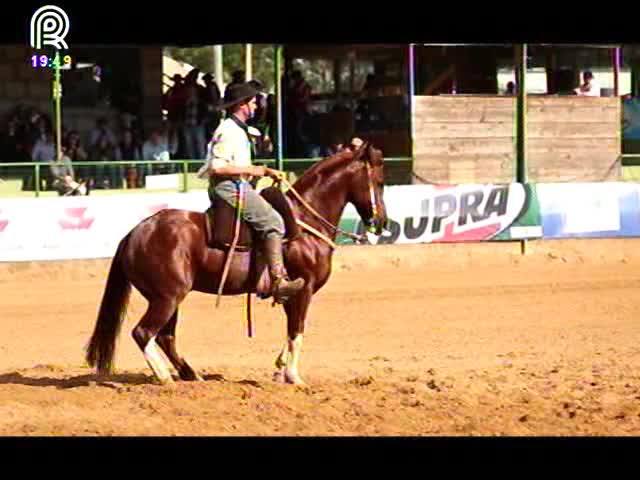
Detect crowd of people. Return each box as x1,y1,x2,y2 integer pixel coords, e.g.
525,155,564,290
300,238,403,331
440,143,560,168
0,66,354,195
0,102,184,194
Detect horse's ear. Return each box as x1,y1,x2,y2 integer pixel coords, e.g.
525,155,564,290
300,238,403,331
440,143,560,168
352,138,369,161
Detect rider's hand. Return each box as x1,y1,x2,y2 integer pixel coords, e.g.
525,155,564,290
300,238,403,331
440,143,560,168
266,168,284,181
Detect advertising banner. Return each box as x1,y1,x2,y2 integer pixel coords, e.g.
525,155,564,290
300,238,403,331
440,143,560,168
337,184,542,245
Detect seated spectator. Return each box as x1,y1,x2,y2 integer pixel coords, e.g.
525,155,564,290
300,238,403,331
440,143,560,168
27,112,52,147
115,129,144,188
63,130,89,183
162,122,179,160
91,132,120,189
574,71,601,97
115,129,142,161
31,132,56,162
143,129,173,175
49,150,88,196
88,117,118,150
63,131,88,160
505,81,516,95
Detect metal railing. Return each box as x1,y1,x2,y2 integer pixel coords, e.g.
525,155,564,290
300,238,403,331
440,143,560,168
0,157,413,198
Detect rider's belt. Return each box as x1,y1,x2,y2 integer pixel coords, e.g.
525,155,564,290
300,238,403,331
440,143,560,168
211,174,252,185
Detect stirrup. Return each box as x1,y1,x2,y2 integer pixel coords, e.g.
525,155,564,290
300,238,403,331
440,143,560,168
271,277,305,304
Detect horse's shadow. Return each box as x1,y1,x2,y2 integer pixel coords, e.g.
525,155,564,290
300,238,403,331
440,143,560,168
0,371,261,390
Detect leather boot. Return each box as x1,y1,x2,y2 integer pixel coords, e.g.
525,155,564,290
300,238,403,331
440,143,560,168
263,236,305,303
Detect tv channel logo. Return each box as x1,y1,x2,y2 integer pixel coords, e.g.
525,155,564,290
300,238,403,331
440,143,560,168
30,5,70,50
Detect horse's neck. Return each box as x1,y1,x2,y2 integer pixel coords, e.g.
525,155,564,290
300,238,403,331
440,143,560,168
291,174,349,239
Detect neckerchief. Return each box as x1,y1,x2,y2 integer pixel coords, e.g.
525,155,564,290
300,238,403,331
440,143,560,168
229,114,256,158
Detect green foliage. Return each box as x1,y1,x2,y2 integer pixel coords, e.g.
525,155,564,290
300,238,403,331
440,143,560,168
163,44,275,92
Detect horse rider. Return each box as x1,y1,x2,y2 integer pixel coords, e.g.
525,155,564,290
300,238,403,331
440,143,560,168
197,82,306,304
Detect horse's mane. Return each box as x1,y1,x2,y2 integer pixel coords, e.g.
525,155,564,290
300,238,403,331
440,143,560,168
291,148,358,193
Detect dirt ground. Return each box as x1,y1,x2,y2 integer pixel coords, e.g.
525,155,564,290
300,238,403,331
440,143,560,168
1,239,640,436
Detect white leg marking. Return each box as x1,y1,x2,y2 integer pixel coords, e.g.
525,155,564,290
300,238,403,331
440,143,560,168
144,336,173,384
285,334,305,385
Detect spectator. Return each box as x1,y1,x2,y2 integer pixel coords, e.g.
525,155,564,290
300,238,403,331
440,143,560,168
91,131,120,189
506,81,516,95
247,79,271,157
88,117,118,151
181,68,206,160
115,129,142,161
162,74,187,159
115,129,144,188
143,129,172,175
28,113,52,147
226,70,245,93
63,130,89,183
201,72,222,140
31,131,56,162
49,150,88,196
163,74,186,123
162,122,179,161
287,70,312,157
63,131,88,160
574,70,601,97
27,131,56,191
290,71,312,116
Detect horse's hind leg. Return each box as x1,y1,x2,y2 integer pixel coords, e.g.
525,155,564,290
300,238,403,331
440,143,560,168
156,309,204,382
132,298,177,385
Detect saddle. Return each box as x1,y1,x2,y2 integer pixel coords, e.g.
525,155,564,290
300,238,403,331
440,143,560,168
205,186,301,301
204,186,300,252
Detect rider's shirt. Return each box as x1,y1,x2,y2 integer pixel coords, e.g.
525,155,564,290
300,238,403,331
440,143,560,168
197,116,260,178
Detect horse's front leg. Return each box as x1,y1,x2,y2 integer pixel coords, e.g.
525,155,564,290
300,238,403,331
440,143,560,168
277,284,313,385
273,345,289,383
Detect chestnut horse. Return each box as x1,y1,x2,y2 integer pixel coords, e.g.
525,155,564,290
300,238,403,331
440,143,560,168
86,142,388,385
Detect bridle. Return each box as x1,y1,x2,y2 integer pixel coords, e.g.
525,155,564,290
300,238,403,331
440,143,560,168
278,145,383,248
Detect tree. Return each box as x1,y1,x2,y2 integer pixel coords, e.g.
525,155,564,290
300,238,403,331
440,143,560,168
163,44,276,92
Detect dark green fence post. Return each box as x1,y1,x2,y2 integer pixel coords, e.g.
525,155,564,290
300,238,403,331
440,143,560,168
34,163,40,198
182,161,189,193
516,43,528,184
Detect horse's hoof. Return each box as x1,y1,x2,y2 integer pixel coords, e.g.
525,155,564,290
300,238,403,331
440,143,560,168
272,371,286,383
156,377,176,387
284,370,306,386
179,370,204,382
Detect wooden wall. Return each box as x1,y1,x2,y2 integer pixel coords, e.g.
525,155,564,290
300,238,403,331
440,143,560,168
413,95,515,184
527,96,621,181
412,95,621,184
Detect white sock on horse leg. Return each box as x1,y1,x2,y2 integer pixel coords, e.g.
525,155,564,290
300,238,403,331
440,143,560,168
144,336,173,384
287,334,304,378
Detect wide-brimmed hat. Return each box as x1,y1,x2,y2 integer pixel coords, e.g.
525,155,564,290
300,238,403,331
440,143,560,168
217,82,259,110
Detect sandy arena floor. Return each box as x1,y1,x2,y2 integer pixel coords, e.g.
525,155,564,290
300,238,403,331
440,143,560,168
1,239,640,436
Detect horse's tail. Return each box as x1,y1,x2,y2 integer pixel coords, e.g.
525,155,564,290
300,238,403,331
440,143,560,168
86,233,132,374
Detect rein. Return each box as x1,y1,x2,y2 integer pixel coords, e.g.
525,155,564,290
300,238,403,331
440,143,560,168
277,154,381,248
279,177,365,246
